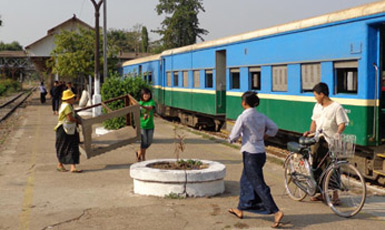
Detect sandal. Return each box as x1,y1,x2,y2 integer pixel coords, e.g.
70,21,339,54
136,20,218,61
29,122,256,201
228,208,243,219
70,169,83,173
332,199,341,206
310,194,324,202
56,167,68,172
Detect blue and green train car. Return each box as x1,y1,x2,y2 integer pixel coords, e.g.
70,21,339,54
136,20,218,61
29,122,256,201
122,2,385,183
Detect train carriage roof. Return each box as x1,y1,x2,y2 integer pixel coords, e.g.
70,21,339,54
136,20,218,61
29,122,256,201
124,1,385,66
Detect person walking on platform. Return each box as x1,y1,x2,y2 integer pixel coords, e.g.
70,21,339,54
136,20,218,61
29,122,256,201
136,88,155,162
54,89,82,173
39,81,47,104
227,91,284,228
50,81,61,115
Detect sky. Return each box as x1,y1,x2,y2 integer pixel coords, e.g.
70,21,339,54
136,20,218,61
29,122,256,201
0,0,381,47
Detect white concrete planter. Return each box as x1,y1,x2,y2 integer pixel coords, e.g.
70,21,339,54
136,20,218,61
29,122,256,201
130,159,226,197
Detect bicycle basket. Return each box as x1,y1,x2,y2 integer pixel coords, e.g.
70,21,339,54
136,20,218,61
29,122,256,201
329,134,356,159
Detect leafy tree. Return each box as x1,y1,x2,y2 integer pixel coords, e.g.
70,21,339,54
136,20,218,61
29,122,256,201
154,0,208,49
0,41,23,51
108,25,143,54
47,28,96,79
141,26,149,53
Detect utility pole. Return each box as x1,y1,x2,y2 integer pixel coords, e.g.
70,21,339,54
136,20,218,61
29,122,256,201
103,0,108,83
90,0,103,117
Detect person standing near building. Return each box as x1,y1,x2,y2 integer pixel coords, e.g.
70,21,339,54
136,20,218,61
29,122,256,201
50,81,61,115
227,91,284,228
39,81,47,104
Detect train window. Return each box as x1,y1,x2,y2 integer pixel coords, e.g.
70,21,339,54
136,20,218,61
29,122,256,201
147,72,152,83
194,70,200,88
230,68,240,89
167,72,171,87
301,63,321,92
205,70,213,88
272,65,287,92
173,71,179,87
249,67,261,90
334,61,358,94
183,71,188,87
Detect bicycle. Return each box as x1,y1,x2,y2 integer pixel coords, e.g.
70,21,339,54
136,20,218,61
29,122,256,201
283,133,366,218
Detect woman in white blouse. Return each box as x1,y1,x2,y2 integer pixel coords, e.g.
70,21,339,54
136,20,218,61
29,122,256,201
228,91,284,228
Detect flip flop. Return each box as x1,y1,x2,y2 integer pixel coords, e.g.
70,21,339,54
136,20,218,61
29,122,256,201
56,167,68,172
310,194,324,201
228,208,243,219
70,169,83,173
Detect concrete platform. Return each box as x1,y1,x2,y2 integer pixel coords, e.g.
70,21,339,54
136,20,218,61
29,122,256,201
0,91,385,230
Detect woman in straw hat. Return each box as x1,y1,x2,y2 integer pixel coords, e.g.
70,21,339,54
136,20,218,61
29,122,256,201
54,89,82,173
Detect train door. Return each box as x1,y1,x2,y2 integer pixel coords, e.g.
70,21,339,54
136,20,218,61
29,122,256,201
380,27,385,143
215,50,226,114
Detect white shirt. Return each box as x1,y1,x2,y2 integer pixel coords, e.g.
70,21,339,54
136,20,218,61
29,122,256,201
311,102,349,144
229,108,278,154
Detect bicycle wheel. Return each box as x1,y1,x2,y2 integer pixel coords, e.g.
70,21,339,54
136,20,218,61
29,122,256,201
284,153,308,201
323,162,366,218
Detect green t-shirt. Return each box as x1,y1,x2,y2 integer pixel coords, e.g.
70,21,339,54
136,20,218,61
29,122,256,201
139,99,156,129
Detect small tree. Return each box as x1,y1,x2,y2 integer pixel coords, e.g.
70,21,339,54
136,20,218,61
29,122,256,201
154,0,208,49
141,26,149,53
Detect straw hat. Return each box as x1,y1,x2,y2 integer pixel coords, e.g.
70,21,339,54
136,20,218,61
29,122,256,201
62,89,75,101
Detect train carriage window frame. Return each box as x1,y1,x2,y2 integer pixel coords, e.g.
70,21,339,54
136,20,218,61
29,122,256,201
230,68,240,89
167,72,172,87
182,71,189,87
193,70,200,88
301,63,321,92
173,71,179,87
249,67,261,90
272,65,288,92
334,61,358,94
205,70,214,88
144,71,153,84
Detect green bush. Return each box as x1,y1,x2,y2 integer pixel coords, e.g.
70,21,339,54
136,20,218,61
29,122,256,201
0,79,21,96
101,71,152,129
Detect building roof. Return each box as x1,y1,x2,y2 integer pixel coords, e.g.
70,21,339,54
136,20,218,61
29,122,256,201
25,14,93,50
0,50,28,58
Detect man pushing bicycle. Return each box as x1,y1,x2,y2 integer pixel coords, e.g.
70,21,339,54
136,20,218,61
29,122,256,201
303,82,350,203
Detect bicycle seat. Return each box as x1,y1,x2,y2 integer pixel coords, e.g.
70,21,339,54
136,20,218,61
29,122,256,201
299,136,317,146
287,141,305,153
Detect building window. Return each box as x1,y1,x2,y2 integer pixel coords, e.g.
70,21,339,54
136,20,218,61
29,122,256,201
334,61,358,94
173,71,179,87
249,67,261,90
183,71,188,87
230,68,240,89
194,70,200,88
272,65,287,92
301,63,321,92
205,70,213,88
167,72,171,87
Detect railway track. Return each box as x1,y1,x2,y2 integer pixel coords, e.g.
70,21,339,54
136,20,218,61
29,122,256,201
0,88,35,123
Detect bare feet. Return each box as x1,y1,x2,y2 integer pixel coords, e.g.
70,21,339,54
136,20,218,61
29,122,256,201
228,208,243,219
272,210,284,228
